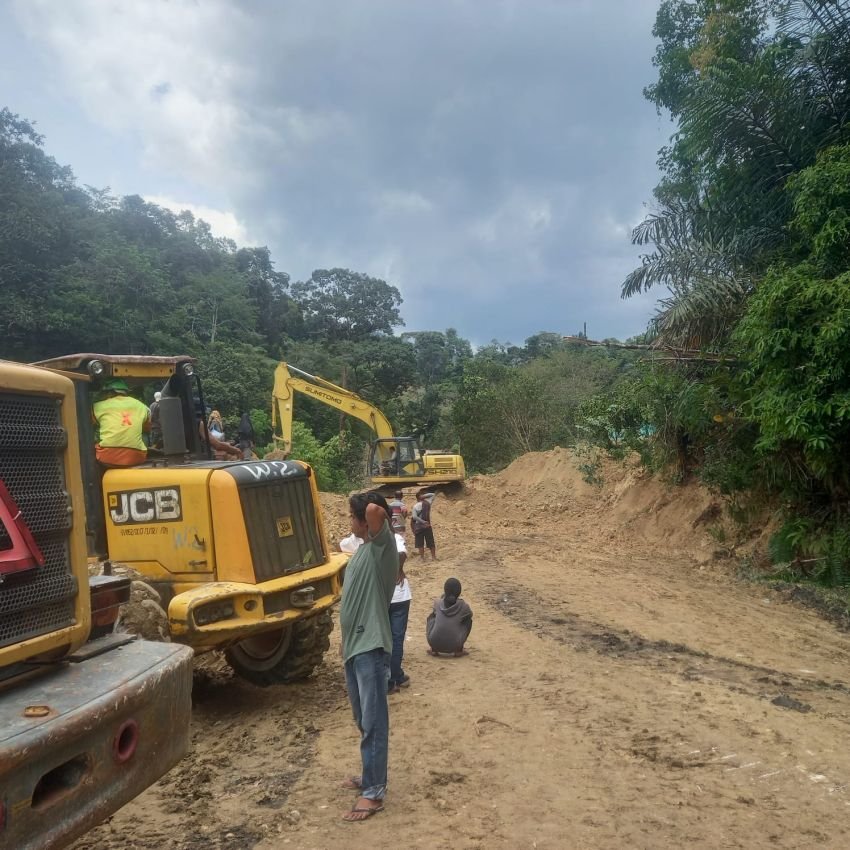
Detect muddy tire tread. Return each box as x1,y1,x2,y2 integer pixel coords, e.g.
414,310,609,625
225,612,334,687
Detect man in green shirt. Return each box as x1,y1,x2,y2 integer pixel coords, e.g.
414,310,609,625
339,493,399,822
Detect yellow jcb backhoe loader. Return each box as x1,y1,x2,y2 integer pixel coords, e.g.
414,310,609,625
31,353,348,687
271,361,465,488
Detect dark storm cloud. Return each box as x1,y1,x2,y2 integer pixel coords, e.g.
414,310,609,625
10,0,668,343
218,0,667,342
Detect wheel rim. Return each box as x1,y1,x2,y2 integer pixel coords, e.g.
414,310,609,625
235,627,291,661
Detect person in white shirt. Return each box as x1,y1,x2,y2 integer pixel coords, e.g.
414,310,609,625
387,534,411,693
340,529,411,694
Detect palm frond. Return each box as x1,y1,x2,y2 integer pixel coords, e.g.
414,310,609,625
625,0,850,347
651,272,753,349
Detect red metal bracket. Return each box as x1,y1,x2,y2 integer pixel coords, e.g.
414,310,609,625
0,478,46,580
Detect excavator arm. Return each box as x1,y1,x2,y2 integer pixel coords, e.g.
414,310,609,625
272,362,396,454
272,361,465,485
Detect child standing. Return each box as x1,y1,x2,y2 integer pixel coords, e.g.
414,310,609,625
426,578,473,657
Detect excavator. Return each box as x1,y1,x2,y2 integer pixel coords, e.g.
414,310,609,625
271,362,465,488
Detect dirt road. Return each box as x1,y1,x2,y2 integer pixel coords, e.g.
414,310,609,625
73,450,850,849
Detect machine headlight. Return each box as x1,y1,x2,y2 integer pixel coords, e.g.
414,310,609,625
194,600,234,626
180,362,194,377
87,359,105,377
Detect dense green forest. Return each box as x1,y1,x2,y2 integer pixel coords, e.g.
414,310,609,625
0,108,633,489
7,0,850,586
581,0,850,585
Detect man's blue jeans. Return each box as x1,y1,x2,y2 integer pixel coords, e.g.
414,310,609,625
388,600,410,687
344,647,390,800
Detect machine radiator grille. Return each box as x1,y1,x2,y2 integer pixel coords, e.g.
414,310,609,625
0,393,77,648
239,477,325,581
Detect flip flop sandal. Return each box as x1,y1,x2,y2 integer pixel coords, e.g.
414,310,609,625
342,804,384,822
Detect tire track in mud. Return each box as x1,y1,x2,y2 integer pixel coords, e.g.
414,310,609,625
475,550,850,815
477,550,850,718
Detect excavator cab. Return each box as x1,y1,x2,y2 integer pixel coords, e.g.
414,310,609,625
369,437,425,479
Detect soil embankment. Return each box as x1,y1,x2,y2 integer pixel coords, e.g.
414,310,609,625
73,449,850,850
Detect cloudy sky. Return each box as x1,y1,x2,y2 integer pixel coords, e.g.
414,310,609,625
1,0,670,345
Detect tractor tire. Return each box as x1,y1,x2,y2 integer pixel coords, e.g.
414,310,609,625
224,611,334,687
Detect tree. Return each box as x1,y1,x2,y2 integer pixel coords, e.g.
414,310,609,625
623,199,764,347
0,108,92,357
452,359,553,471
735,144,850,494
522,332,566,360
197,341,277,437
235,246,301,355
625,0,850,347
614,2,850,579
335,335,417,404
444,328,473,375
290,268,404,340
400,329,474,386
391,384,449,444
645,0,777,118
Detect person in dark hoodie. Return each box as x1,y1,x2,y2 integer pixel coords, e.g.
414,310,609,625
237,412,255,460
426,577,473,657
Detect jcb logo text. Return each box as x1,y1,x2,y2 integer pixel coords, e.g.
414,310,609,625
108,487,182,525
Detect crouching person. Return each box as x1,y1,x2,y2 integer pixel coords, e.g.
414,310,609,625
426,577,473,657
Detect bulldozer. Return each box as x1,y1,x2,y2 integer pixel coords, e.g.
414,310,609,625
271,361,466,489
32,353,348,687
